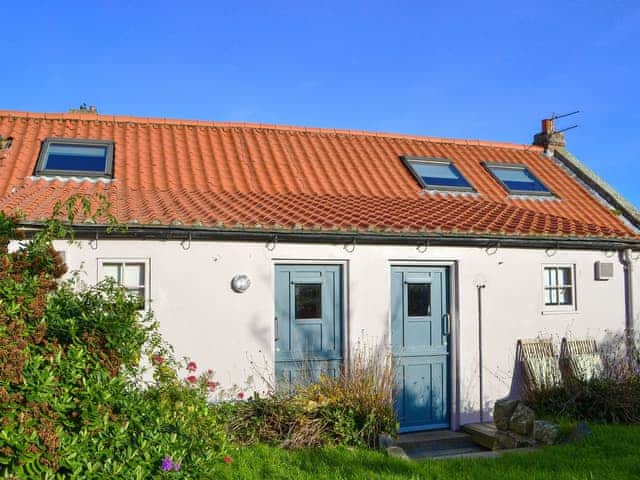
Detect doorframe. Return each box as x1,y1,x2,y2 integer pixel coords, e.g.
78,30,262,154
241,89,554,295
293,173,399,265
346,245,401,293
272,259,350,375
388,259,460,431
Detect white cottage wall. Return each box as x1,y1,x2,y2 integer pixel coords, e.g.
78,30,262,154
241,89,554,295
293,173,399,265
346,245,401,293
49,238,633,427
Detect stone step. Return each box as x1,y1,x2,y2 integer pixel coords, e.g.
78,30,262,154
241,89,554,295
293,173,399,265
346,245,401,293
396,430,479,452
462,422,499,450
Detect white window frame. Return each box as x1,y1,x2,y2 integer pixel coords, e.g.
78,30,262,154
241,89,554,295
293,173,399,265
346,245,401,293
542,264,576,313
97,258,151,310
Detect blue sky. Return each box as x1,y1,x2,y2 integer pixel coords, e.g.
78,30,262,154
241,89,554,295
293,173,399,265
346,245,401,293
2,1,639,206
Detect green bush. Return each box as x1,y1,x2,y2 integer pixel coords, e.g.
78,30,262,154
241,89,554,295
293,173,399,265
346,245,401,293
228,344,397,448
525,376,640,424
525,333,640,424
0,209,229,478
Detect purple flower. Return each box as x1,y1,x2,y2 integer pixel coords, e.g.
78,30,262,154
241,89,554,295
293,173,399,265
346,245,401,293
161,457,174,471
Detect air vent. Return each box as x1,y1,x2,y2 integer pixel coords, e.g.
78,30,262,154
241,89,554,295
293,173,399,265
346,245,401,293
594,261,613,281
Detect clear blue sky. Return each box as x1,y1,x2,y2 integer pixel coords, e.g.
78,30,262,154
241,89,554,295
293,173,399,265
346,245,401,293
2,1,638,206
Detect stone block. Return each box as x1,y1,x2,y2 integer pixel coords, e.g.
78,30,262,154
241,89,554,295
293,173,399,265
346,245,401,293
509,403,535,436
494,399,519,431
534,420,560,445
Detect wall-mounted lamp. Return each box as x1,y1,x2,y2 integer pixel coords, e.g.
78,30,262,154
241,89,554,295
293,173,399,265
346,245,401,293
231,274,251,293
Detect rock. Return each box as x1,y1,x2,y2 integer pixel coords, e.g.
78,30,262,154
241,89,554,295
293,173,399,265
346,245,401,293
564,421,592,444
509,403,535,436
495,431,518,450
386,446,410,460
534,420,560,445
379,433,395,449
494,399,519,431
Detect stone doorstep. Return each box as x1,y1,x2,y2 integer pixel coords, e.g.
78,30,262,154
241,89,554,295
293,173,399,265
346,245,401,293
389,429,491,460
462,422,499,450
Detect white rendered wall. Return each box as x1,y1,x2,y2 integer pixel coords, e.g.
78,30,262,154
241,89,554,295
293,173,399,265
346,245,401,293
49,238,636,426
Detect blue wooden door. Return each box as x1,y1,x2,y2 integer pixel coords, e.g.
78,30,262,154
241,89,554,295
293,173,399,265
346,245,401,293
275,265,342,385
391,266,450,432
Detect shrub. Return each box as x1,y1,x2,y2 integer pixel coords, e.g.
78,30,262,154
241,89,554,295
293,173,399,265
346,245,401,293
0,208,229,478
228,343,396,448
524,332,640,424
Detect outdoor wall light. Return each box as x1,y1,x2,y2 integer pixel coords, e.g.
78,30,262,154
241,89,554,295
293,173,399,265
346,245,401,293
231,274,251,293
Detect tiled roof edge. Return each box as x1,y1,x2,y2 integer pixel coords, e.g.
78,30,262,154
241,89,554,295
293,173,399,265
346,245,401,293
554,147,640,232
16,220,640,247
0,110,543,151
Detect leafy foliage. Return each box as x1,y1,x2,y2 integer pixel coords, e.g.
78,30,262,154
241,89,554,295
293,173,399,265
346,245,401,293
0,202,229,479
228,343,396,448
525,332,640,424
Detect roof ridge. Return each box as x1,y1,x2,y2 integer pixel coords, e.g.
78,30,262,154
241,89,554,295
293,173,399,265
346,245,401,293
0,109,541,151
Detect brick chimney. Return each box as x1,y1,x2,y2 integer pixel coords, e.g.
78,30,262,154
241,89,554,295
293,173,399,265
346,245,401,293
533,118,566,156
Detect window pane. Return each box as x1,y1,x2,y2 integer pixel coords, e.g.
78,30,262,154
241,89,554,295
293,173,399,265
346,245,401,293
544,268,553,287
407,283,431,316
126,288,146,309
408,160,471,189
123,263,144,287
558,288,573,305
490,166,548,193
558,267,572,286
44,143,108,173
295,284,322,319
544,288,553,305
102,263,121,282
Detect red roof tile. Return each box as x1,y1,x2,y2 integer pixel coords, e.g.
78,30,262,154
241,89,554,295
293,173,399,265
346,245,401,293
0,110,636,240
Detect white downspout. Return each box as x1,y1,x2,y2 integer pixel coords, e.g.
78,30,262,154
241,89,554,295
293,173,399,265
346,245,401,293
622,249,635,334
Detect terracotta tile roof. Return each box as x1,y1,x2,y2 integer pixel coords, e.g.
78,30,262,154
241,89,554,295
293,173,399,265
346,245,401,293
0,110,636,240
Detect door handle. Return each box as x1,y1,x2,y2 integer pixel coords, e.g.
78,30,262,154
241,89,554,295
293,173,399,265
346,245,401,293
274,316,279,342
443,313,451,335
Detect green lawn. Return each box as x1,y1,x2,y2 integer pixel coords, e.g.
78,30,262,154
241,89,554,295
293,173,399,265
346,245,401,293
212,425,640,479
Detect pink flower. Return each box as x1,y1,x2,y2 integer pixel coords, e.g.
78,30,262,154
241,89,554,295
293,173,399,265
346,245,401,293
187,361,197,372
152,355,164,365
223,455,233,464
186,375,197,383
207,381,219,392
237,392,245,400
207,369,214,376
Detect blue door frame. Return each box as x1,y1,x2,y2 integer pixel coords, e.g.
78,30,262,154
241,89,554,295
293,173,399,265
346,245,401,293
391,266,450,432
275,265,342,385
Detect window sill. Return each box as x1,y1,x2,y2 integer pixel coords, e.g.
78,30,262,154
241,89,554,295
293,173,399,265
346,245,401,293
541,309,579,316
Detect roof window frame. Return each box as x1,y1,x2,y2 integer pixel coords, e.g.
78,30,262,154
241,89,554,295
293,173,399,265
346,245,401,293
35,138,114,178
482,161,553,197
401,156,475,192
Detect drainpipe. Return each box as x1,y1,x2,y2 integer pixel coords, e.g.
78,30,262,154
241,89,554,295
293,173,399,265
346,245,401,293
477,284,486,423
621,249,635,362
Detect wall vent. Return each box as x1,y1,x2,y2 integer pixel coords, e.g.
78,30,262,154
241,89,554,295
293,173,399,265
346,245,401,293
594,261,614,280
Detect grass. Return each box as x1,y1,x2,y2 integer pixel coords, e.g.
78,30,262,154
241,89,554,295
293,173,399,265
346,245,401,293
210,425,640,479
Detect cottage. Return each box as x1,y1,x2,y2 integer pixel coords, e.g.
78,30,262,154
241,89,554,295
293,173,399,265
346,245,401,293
1,109,638,432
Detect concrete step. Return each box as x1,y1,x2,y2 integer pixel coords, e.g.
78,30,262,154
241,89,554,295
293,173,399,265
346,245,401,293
395,430,490,459
462,422,499,450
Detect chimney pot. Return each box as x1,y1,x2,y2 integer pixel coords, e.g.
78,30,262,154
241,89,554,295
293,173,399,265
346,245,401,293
533,117,566,155
89,105,97,113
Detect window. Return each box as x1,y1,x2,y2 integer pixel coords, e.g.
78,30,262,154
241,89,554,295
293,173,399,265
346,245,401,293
407,283,431,316
35,138,114,177
543,265,575,309
295,284,322,319
483,163,551,195
99,260,149,309
484,163,552,195
401,156,473,191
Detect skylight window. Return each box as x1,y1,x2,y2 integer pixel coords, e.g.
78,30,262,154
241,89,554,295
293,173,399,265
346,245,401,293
402,156,473,191
483,163,551,195
35,138,114,178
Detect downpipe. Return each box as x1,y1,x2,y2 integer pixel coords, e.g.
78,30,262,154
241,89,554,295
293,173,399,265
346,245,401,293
477,283,486,423
621,249,636,364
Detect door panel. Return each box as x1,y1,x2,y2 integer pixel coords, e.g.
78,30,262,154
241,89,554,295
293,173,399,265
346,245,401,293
391,266,449,432
275,265,342,385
